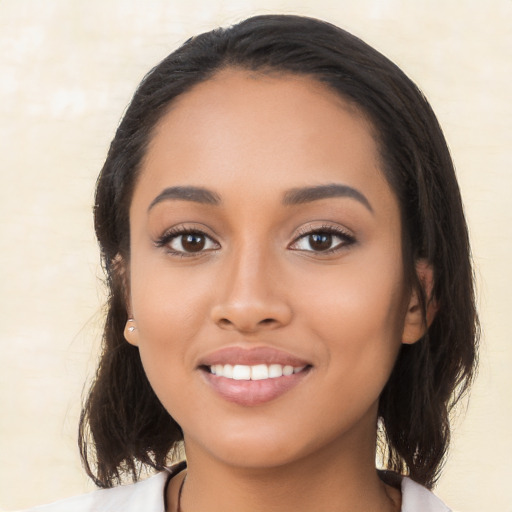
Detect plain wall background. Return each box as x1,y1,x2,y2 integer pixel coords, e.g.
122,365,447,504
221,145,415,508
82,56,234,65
1,1,511,510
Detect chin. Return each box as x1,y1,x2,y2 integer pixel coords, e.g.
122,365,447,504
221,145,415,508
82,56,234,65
184,424,312,470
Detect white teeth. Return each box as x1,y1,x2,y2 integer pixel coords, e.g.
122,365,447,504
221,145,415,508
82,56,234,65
232,365,251,380
250,364,269,381
268,364,283,378
209,364,306,380
223,364,233,378
283,365,294,376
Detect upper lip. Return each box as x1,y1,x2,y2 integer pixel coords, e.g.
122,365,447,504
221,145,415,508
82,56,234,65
199,346,310,367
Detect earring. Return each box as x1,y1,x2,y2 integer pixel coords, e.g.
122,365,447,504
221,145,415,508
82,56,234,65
124,318,139,346
127,318,136,332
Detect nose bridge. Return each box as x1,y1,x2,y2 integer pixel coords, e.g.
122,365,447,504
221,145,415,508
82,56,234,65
230,240,268,296
211,237,291,331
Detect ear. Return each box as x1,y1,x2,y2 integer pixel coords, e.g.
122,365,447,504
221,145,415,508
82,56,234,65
124,318,140,346
402,260,438,345
112,253,139,347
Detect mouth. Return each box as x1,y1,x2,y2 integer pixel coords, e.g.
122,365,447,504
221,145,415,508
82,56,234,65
206,363,307,380
198,346,312,406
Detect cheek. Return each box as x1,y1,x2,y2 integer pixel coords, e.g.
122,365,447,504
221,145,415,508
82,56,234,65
296,255,407,375
303,255,405,326
130,256,212,334
128,259,215,391
128,280,201,419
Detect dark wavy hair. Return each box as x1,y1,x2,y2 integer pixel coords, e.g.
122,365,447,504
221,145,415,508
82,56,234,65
79,14,478,490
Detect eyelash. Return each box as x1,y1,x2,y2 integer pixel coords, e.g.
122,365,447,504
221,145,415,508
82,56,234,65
290,224,356,255
155,224,356,257
155,226,220,257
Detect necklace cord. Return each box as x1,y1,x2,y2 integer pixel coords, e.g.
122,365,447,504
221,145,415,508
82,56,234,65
176,474,186,512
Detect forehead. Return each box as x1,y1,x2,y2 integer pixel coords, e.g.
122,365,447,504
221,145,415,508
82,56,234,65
149,69,372,150
136,68,393,212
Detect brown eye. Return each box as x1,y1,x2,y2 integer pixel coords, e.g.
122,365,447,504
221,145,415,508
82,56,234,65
290,227,355,254
165,230,219,254
308,233,333,252
181,233,206,252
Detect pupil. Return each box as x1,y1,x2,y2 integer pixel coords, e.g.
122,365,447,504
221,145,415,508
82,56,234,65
309,233,332,251
182,233,205,252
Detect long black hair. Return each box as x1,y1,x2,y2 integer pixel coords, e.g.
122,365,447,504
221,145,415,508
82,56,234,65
80,14,478,489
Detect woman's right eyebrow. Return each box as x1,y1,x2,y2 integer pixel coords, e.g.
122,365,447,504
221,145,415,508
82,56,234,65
148,186,221,211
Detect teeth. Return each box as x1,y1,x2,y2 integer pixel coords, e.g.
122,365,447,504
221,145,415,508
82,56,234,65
283,365,294,376
232,365,251,380
269,364,283,378
251,364,269,381
223,364,233,378
209,364,306,380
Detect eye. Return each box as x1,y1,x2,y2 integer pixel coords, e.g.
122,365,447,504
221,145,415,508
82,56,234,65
290,227,355,253
156,228,220,255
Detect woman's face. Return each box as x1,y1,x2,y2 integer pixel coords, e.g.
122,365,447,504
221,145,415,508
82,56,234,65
125,69,419,470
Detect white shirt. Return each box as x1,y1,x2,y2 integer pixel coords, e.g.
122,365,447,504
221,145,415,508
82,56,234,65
21,471,451,512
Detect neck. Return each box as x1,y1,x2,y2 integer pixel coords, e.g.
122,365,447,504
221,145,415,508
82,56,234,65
168,436,400,512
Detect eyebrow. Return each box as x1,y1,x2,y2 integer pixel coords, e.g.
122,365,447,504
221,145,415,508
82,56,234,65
282,183,373,213
148,186,221,211
148,183,373,213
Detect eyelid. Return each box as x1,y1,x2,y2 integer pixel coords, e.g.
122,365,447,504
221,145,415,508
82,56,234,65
289,223,356,254
154,224,221,256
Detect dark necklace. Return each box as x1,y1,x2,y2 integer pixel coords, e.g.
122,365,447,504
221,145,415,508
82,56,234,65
176,475,186,512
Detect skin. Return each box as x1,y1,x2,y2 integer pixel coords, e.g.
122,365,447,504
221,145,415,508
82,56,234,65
124,69,428,512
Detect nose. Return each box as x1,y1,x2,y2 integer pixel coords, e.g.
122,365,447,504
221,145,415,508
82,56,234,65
210,248,293,333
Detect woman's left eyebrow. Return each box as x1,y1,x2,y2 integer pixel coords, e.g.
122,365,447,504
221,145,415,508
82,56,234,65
282,183,373,213
148,186,221,211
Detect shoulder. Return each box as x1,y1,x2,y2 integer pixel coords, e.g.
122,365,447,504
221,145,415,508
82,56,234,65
20,471,170,512
401,477,452,512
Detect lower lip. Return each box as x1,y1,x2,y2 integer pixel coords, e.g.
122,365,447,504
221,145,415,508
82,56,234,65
202,368,310,406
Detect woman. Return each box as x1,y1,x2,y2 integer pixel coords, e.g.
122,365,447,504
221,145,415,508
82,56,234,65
26,14,478,512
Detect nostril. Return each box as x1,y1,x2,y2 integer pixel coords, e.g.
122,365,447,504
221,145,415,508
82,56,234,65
215,316,278,332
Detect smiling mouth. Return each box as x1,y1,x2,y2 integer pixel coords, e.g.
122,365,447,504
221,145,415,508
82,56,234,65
207,363,307,380
200,363,311,406
199,346,312,405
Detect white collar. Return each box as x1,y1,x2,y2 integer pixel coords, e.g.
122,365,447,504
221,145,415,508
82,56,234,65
401,477,452,512
23,470,452,512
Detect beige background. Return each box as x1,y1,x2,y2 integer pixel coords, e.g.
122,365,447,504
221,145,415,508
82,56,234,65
1,1,511,511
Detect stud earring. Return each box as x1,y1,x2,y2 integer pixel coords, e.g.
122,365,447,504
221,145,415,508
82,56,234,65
124,318,139,346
